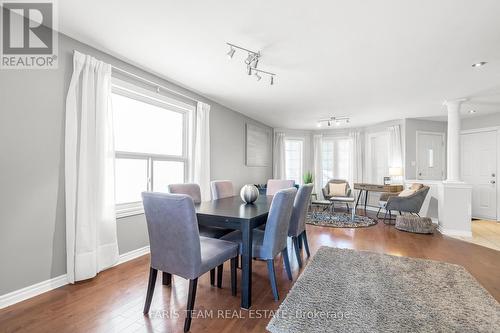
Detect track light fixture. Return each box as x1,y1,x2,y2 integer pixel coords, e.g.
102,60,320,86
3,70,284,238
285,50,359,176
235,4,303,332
226,42,277,85
317,116,350,127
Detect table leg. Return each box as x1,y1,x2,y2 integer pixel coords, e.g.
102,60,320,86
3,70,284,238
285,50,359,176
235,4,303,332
241,223,253,309
355,189,363,209
364,190,368,212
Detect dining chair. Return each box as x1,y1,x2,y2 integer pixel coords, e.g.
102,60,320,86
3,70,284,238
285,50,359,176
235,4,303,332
168,183,232,238
141,192,238,332
288,184,314,268
210,180,234,200
222,188,297,301
266,179,295,196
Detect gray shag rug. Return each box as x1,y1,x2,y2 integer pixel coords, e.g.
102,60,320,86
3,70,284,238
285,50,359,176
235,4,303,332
306,211,377,228
267,247,500,333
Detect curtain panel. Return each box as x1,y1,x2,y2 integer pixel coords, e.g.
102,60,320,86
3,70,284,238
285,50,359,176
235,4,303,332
273,131,286,179
313,134,323,199
65,51,119,283
192,102,211,201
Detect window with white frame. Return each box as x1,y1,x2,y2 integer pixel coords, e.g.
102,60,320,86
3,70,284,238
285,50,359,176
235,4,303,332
112,83,191,217
321,137,352,186
285,139,303,185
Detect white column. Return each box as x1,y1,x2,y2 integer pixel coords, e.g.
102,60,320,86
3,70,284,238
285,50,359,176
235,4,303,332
444,99,465,182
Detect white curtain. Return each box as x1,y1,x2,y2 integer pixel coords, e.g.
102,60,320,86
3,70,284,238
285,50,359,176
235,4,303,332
192,102,211,201
65,51,119,283
388,125,403,169
273,131,286,179
350,131,363,184
313,134,323,199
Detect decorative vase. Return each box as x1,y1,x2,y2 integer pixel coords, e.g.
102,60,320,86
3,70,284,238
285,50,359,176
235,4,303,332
240,184,259,204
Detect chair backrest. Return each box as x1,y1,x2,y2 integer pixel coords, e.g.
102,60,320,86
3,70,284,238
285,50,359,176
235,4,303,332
288,184,314,237
323,179,351,197
210,180,234,200
267,179,295,196
168,183,202,204
141,192,201,280
262,188,297,259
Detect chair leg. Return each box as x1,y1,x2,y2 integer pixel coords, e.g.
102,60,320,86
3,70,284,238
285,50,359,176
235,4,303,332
217,264,223,288
302,231,311,258
282,248,293,281
292,237,303,268
230,257,237,296
346,203,350,211
143,267,158,314
376,207,382,218
298,233,303,249
162,272,171,286
266,259,279,301
210,268,215,286
184,278,198,332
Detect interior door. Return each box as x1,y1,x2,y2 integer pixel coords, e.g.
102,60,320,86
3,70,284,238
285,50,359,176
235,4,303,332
461,130,497,220
417,132,445,180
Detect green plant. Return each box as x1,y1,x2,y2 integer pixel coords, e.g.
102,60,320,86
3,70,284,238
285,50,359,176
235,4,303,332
303,171,313,184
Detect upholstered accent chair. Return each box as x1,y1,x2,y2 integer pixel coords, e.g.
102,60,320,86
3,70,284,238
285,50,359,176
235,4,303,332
210,180,234,200
288,184,314,268
377,183,430,224
266,179,295,196
222,188,297,301
141,192,238,332
322,179,354,212
168,183,232,240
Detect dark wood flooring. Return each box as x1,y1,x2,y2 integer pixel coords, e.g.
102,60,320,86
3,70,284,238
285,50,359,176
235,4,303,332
1,210,499,333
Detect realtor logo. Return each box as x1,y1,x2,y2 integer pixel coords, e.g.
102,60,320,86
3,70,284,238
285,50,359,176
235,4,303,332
1,0,58,69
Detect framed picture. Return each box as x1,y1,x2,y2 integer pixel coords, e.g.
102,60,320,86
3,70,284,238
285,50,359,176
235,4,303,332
245,123,270,167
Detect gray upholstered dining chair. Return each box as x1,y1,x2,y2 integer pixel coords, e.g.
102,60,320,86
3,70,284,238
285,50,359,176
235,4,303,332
141,192,238,332
210,180,234,200
288,184,314,268
168,183,232,238
266,179,295,196
222,188,297,301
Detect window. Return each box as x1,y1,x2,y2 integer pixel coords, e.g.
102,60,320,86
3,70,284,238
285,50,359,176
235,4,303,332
321,137,352,186
285,139,303,185
112,83,191,217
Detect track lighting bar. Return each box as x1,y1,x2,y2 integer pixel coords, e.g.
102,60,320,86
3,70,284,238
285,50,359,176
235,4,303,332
317,116,350,127
226,42,277,85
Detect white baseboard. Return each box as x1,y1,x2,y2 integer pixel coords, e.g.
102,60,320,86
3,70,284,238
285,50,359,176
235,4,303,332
0,274,68,310
0,245,150,310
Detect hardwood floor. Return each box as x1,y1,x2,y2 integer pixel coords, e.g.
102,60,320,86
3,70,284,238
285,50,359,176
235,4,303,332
452,219,500,252
1,211,499,333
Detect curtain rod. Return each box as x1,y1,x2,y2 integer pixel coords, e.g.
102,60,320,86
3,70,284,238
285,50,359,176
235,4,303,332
111,66,200,104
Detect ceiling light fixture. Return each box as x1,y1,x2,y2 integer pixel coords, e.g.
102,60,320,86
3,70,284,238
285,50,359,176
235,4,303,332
227,46,236,59
226,42,277,85
469,110,477,114
317,116,350,128
472,62,487,67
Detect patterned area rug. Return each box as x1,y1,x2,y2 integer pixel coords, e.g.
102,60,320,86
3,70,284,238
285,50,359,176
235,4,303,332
306,211,377,228
267,247,500,333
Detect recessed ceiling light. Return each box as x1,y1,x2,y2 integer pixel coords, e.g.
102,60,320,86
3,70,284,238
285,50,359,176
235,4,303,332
469,110,477,114
472,62,487,67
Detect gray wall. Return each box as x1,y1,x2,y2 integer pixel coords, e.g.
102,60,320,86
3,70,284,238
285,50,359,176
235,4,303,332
0,33,272,295
404,118,447,180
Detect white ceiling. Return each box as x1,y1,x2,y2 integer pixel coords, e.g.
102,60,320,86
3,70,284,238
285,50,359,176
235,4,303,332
58,0,500,129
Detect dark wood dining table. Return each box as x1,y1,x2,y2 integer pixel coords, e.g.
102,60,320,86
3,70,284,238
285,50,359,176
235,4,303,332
195,195,272,309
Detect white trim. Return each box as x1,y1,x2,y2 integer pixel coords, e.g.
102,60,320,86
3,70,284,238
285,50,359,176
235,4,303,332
438,226,473,238
0,274,68,309
460,126,500,135
415,130,446,181
116,246,150,265
0,246,150,309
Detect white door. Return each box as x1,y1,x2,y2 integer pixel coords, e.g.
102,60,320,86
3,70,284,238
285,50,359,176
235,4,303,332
461,130,497,220
417,132,445,180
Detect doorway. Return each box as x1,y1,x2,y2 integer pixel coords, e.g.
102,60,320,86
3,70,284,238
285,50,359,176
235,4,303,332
461,129,498,220
416,131,445,180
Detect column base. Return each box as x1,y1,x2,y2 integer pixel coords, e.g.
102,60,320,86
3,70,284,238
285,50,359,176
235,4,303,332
438,182,472,237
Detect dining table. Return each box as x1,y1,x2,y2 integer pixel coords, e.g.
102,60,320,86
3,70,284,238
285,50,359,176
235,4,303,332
195,194,272,309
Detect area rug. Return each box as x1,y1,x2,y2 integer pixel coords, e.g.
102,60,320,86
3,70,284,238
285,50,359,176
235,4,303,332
267,247,500,333
306,211,377,228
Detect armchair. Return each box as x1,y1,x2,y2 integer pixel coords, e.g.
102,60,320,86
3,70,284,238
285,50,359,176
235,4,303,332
378,185,430,223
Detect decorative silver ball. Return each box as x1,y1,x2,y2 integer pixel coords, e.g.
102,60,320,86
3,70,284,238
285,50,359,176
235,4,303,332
240,184,259,204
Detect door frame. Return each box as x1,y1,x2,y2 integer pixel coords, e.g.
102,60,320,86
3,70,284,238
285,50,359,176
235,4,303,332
460,126,500,222
416,131,446,181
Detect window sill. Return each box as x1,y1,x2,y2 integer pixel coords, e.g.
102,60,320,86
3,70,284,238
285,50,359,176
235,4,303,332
116,202,144,219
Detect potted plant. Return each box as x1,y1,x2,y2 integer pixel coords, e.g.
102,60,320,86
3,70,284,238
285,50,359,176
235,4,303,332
303,171,313,184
